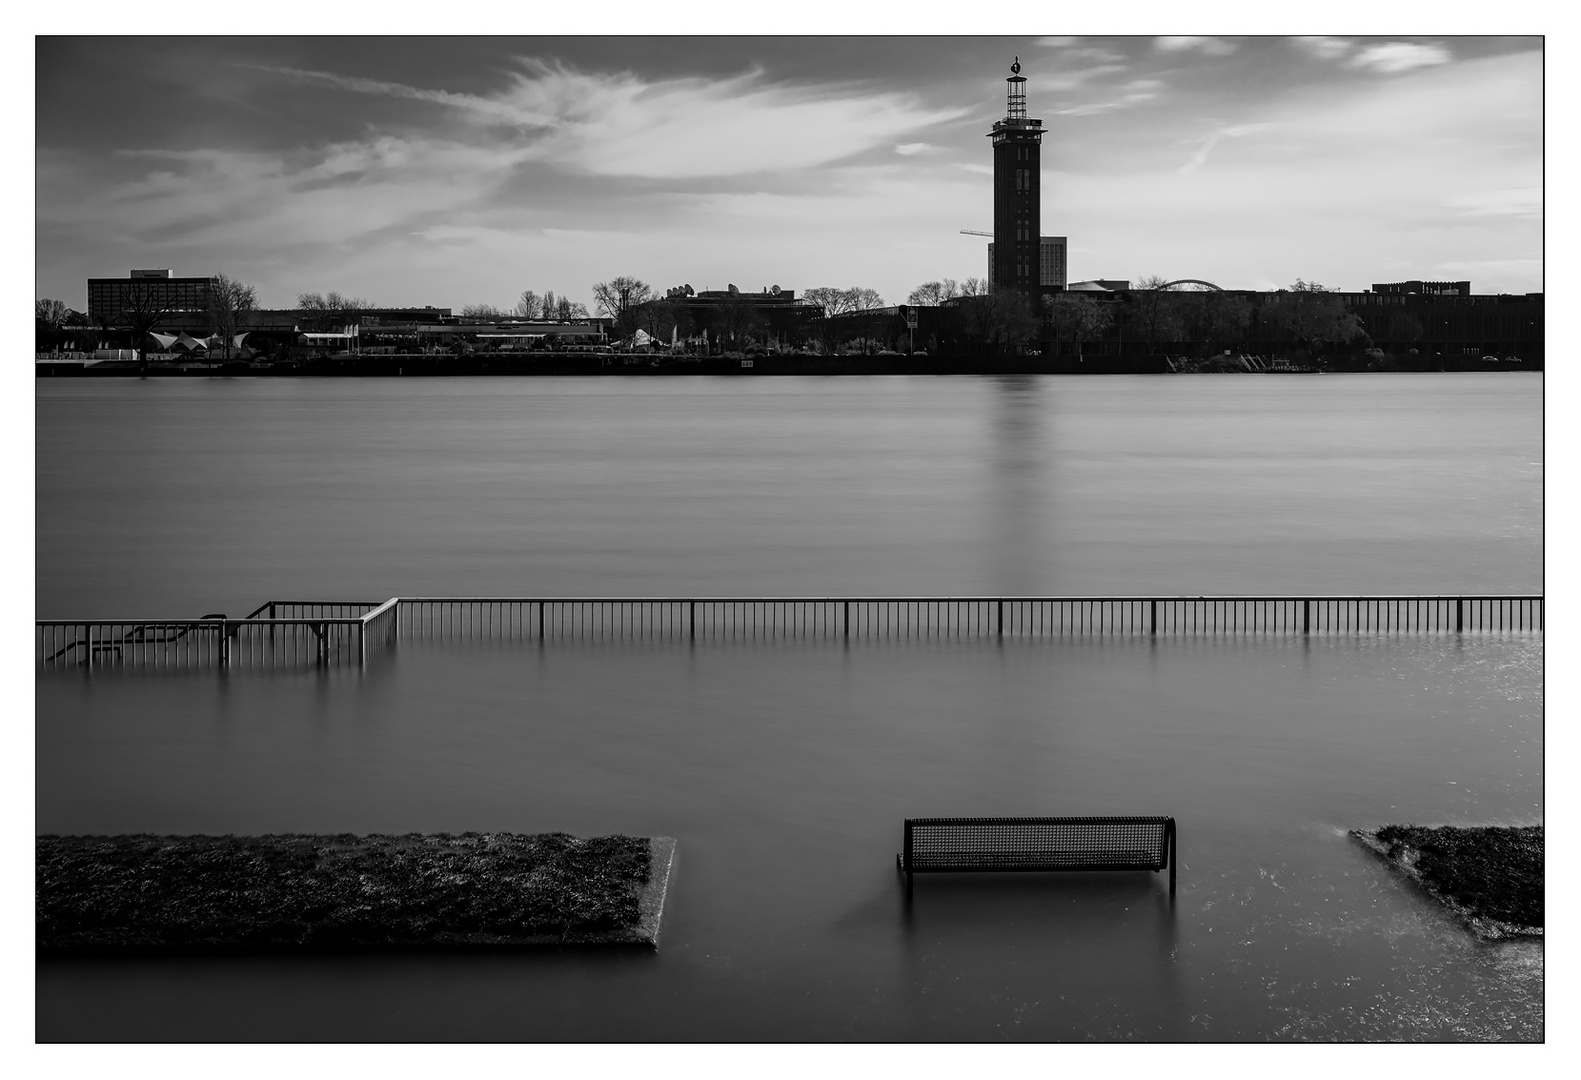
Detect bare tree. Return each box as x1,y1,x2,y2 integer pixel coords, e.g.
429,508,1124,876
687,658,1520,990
461,303,505,319
36,298,69,328
803,286,886,316
118,280,181,347
297,291,372,332
1043,293,1113,357
846,287,887,312
514,290,542,319
954,287,1038,354
958,277,991,297
801,287,853,318
907,280,959,306
591,277,654,333
1129,275,1189,353
1261,287,1365,357
204,273,258,358
713,294,766,349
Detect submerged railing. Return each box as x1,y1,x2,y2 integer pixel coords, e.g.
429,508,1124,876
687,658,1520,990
37,594,1541,671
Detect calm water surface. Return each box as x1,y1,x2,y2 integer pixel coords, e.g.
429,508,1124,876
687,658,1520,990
35,375,1542,1041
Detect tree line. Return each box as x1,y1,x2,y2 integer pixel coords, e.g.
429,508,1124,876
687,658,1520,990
41,269,1382,362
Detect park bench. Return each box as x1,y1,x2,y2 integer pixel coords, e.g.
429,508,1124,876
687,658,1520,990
896,816,1176,898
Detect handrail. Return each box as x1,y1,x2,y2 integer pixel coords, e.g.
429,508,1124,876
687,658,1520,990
388,593,1540,603
38,593,1543,672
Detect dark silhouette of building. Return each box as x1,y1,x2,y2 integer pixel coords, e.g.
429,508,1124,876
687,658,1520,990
1371,280,1472,297
87,268,214,330
990,58,1043,306
988,236,1067,288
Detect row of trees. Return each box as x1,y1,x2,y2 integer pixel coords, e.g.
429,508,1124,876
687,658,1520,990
896,276,1373,359
464,289,593,321
42,269,1386,362
297,291,372,332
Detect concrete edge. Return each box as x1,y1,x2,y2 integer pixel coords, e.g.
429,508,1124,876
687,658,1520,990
1349,828,1543,941
37,833,678,951
483,836,675,948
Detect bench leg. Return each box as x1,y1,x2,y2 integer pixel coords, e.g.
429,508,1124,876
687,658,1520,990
1169,823,1177,898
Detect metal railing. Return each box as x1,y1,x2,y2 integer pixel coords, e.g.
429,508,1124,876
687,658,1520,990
38,594,1542,671
393,595,1541,642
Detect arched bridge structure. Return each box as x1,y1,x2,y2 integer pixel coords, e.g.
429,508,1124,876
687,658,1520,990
1158,279,1223,291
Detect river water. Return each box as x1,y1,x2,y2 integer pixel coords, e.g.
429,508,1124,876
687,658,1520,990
35,374,1543,1041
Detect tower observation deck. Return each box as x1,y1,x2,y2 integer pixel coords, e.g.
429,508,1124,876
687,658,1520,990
989,57,1044,305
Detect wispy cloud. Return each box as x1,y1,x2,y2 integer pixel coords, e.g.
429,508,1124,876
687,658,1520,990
1039,65,1129,92
1443,187,1542,218
1291,36,1353,61
1349,42,1452,74
1177,122,1272,175
1155,37,1237,57
893,143,937,156
1056,79,1164,117
261,59,969,180
1037,40,1128,65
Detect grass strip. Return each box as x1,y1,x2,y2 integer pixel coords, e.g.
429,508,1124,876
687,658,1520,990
1350,824,1542,940
37,832,672,950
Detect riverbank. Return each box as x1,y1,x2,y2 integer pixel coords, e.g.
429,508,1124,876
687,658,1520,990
1351,824,1542,940
37,351,1540,377
37,832,675,950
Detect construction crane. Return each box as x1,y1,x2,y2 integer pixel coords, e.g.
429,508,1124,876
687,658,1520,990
959,230,993,237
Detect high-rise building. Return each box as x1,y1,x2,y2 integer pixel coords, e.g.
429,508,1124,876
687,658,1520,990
989,57,1043,305
988,236,1066,288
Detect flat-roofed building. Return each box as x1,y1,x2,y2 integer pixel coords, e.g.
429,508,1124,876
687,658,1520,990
989,236,1067,288
87,268,214,330
1372,280,1472,297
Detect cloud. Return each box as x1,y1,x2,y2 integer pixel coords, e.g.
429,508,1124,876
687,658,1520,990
893,143,937,156
1443,188,1543,218
1056,79,1165,117
1176,122,1272,175
1426,259,1542,290
1291,36,1352,61
1035,40,1128,65
1155,37,1237,57
261,60,968,180
1039,64,1129,92
1349,42,1452,74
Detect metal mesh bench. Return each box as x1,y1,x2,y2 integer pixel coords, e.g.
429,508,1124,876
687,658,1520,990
897,816,1176,898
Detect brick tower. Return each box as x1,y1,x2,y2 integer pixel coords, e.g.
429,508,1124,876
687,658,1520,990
989,57,1043,306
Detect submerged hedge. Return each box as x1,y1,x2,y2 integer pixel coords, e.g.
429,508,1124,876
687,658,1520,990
37,832,654,949
1354,824,1542,937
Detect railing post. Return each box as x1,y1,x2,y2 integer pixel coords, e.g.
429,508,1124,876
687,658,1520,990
317,622,328,666
843,601,850,641
358,619,366,668
1456,597,1463,633
220,619,230,668
1302,599,1310,635
85,624,93,671
689,600,695,642
1149,599,1157,637
997,600,1004,639
538,601,546,641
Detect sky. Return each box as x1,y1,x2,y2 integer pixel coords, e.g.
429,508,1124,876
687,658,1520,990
34,33,1543,313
